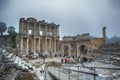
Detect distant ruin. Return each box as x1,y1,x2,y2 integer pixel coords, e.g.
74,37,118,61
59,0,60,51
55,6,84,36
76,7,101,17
59,27,106,56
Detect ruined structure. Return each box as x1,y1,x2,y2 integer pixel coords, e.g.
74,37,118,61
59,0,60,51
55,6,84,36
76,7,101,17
19,17,107,56
60,27,106,56
103,27,107,43
19,17,59,54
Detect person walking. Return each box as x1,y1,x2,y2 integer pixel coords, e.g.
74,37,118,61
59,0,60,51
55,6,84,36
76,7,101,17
64,57,67,64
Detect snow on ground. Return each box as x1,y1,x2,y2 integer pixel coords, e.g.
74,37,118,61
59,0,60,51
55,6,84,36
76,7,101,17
47,60,120,80
1,51,46,80
64,62,120,80
83,61,120,68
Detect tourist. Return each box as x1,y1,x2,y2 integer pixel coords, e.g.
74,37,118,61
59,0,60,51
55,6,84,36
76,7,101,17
64,57,67,64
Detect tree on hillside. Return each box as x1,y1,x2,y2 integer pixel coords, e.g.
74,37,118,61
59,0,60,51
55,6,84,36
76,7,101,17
0,22,7,36
7,26,17,48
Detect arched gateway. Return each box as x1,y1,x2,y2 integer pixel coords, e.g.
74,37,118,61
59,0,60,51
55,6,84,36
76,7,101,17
79,45,87,53
63,46,69,56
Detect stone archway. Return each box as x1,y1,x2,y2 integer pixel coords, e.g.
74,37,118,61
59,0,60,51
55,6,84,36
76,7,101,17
63,46,69,56
79,45,87,53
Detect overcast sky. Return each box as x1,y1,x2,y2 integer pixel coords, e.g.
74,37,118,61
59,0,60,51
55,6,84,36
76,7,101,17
0,0,120,38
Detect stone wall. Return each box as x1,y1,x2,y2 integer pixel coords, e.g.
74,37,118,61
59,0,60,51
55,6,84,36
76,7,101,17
90,38,104,50
60,34,104,56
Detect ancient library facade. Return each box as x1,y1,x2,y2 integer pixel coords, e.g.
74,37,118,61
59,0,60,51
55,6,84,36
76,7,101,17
19,17,59,54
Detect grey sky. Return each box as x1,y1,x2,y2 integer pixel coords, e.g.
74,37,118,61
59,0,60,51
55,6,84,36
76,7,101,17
0,0,120,38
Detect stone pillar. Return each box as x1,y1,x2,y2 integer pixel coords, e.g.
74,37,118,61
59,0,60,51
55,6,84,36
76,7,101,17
52,39,54,53
57,39,59,52
69,45,71,55
57,26,59,37
39,22,41,52
54,38,56,53
48,38,50,51
26,37,29,54
42,39,44,52
77,45,79,56
33,22,36,52
102,27,107,43
26,21,29,54
50,38,53,52
33,38,35,52
20,36,23,51
45,25,47,54
39,38,40,52
49,25,52,52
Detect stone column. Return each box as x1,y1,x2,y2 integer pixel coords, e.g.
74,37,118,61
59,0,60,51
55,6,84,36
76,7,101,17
54,38,56,53
20,36,23,51
69,45,71,55
33,38,35,52
51,38,53,53
102,27,107,43
33,22,36,52
39,38,40,52
26,37,29,54
26,21,29,54
50,25,52,52
42,38,45,52
39,22,41,52
57,39,59,52
49,38,51,51
76,45,79,56
45,25,47,54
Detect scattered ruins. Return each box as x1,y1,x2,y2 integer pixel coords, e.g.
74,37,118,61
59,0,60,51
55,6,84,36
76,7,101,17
0,17,120,80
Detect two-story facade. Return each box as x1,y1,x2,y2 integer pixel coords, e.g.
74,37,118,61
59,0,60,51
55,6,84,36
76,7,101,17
19,17,59,54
